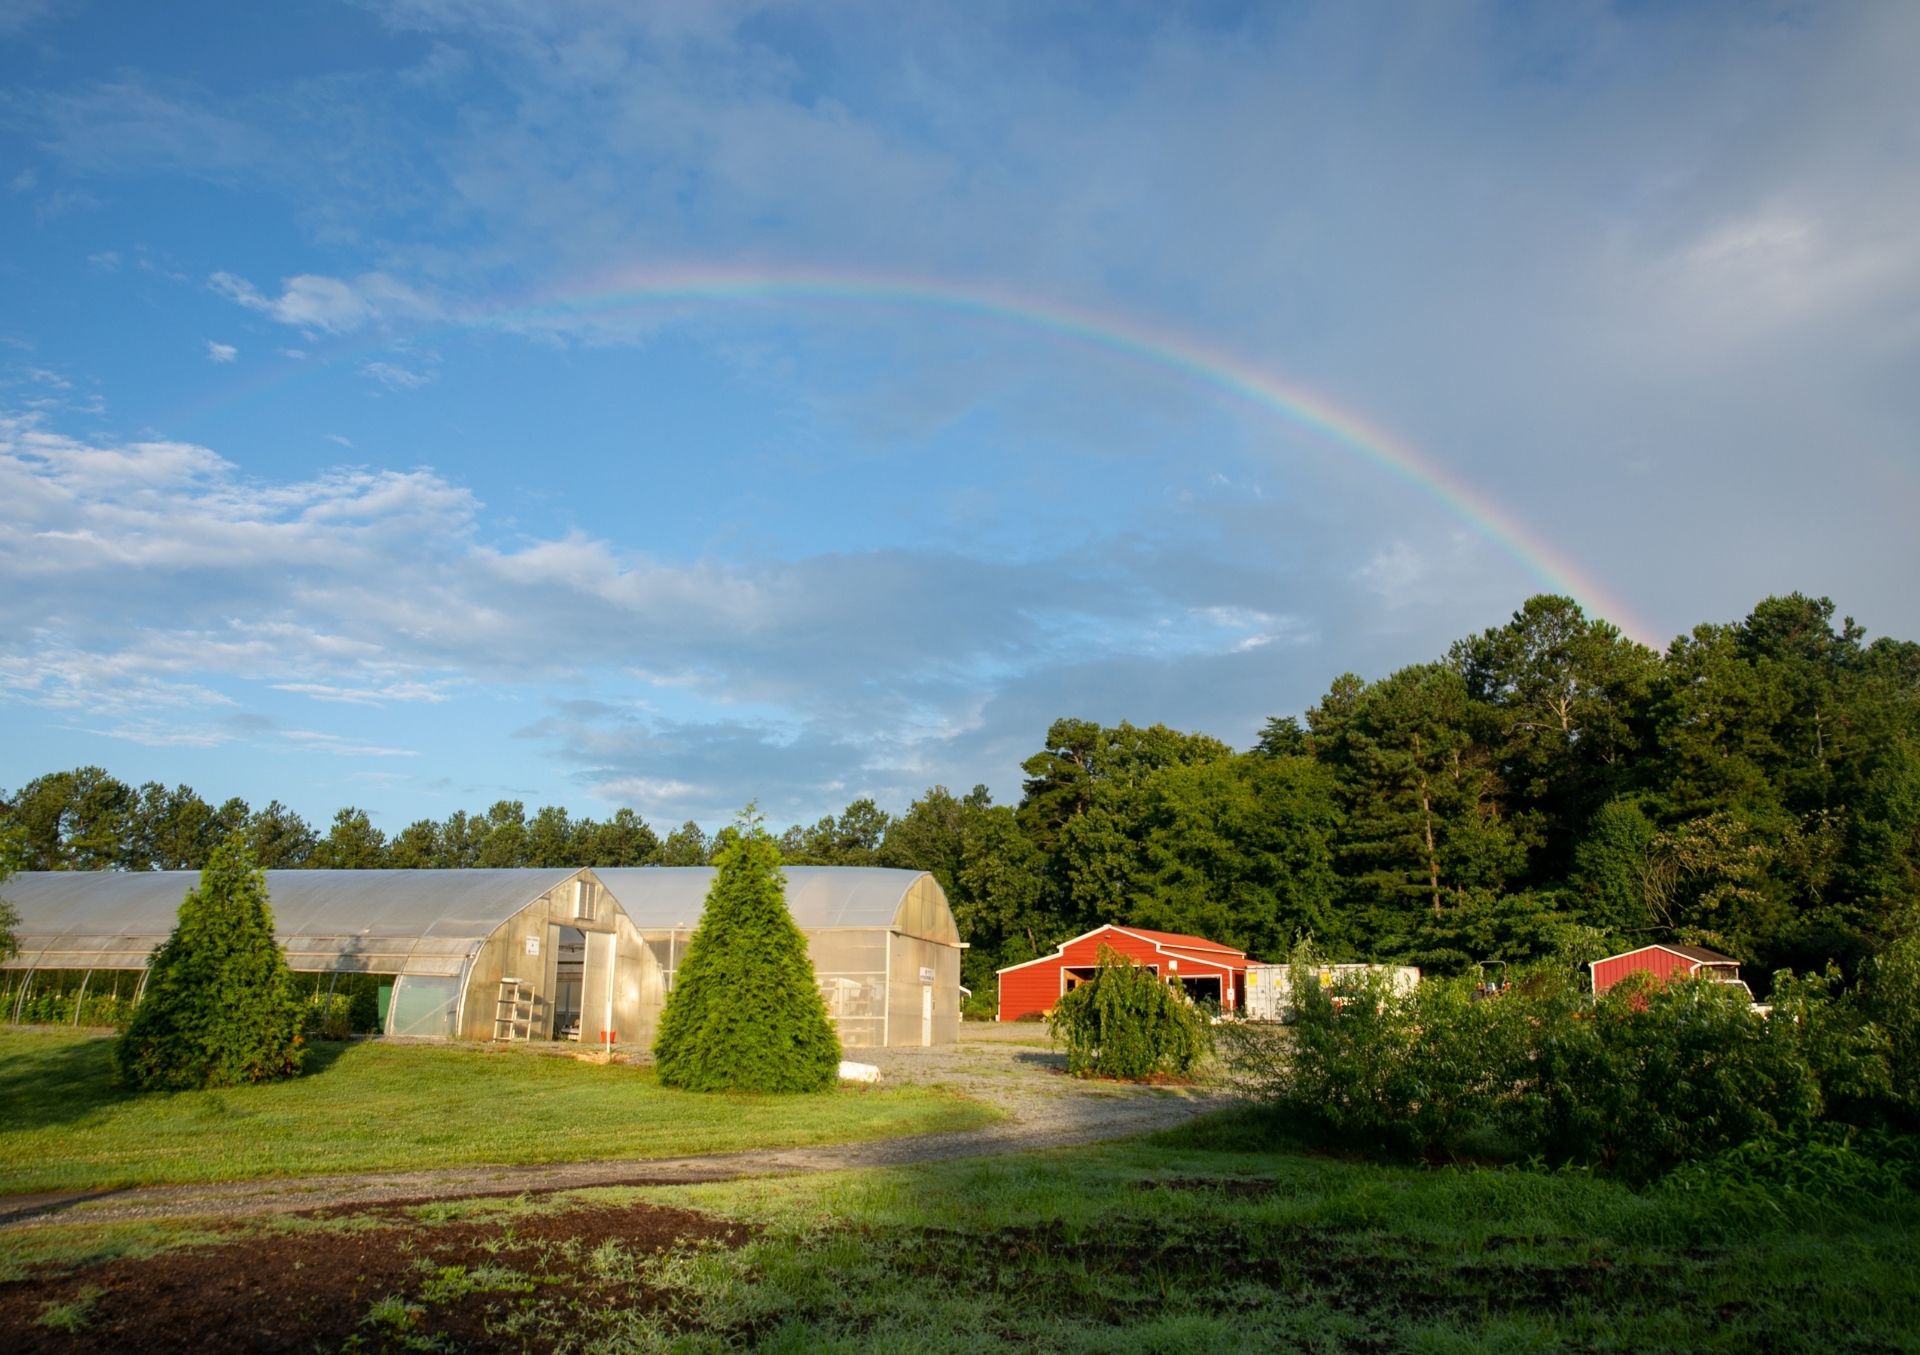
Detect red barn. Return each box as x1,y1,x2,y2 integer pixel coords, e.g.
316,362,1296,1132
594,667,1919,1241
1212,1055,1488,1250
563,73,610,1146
996,924,1256,1021
1589,943,1744,997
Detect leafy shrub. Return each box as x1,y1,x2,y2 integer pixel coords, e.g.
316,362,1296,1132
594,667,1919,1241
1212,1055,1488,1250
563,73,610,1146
1656,1125,1920,1225
1228,955,1850,1177
114,838,306,1090
348,982,380,1034
4,972,141,1029
653,819,841,1093
960,985,997,1021
1766,965,1894,1125
1862,931,1920,1126
302,993,355,1041
1577,974,1822,1177
1048,945,1211,1080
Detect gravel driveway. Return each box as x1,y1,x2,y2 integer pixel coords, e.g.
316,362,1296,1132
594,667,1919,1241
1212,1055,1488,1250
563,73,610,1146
0,1025,1237,1230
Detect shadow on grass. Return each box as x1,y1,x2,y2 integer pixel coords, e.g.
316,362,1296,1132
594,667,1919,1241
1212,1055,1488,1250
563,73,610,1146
0,1034,357,1137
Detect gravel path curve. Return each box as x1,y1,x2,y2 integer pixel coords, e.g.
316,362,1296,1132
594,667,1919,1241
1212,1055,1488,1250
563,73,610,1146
0,1027,1236,1230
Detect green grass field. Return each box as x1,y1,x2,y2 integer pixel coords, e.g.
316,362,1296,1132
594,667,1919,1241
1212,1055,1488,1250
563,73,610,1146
605,1118,1920,1352
11,1108,1915,1352
0,1030,998,1195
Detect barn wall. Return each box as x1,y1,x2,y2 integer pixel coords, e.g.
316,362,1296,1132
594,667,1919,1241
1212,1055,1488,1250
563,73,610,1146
1592,947,1697,996
997,925,1246,1021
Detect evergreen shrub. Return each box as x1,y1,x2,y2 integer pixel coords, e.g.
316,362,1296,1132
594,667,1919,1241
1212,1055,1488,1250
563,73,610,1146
114,839,306,1089
1049,944,1211,1080
652,821,841,1093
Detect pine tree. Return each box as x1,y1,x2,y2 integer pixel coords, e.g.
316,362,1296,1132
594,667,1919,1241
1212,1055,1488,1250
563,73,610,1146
652,814,840,1092
114,838,305,1090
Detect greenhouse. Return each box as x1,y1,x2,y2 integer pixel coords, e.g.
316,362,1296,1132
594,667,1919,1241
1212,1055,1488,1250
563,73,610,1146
0,866,963,1049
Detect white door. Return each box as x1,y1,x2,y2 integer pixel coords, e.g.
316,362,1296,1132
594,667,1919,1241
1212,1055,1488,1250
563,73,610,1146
921,983,933,1046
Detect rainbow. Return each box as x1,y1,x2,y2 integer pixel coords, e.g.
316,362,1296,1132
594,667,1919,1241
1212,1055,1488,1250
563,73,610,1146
213,262,1658,643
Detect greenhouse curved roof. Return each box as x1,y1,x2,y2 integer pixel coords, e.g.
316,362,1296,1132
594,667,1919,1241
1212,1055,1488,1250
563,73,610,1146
596,866,958,944
2,869,585,976
1,865,960,975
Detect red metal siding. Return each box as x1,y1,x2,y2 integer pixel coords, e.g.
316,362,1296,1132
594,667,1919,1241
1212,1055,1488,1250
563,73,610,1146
997,925,1249,1020
1592,946,1697,996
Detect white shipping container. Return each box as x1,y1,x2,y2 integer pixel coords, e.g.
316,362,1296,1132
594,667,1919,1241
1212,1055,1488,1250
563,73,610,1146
1241,963,1420,1021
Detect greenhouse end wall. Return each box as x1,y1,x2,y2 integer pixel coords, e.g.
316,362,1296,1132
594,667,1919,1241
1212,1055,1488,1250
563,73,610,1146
457,876,659,1045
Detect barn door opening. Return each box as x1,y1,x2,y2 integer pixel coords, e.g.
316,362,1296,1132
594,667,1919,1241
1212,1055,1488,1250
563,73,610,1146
1176,975,1222,1014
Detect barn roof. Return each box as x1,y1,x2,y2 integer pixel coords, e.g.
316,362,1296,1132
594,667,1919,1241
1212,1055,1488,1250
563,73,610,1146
1593,942,1742,968
1114,926,1248,957
995,922,1252,975
0,865,961,975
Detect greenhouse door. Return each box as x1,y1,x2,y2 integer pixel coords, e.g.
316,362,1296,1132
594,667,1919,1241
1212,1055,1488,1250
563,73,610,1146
580,931,618,1049
921,983,933,1047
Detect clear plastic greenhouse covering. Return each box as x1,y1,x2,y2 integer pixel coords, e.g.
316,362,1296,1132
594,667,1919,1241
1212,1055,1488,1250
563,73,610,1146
1,869,583,977
593,866,960,944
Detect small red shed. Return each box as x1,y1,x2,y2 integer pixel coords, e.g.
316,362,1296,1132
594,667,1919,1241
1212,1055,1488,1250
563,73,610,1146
996,924,1256,1021
1589,943,1744,997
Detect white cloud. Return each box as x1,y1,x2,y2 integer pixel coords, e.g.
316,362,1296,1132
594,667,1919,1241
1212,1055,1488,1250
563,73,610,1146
210,270,439,336
272,679,457,706
0,411,1341,808
204,339,238,363
359,360,431,390
279,729,419,758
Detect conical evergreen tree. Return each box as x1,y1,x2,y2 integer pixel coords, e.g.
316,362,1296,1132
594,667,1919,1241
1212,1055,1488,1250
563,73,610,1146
653,814,840,1092
115,837,305,1089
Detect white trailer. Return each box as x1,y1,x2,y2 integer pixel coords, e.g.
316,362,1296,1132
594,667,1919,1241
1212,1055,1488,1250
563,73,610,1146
1242,963,1420,1021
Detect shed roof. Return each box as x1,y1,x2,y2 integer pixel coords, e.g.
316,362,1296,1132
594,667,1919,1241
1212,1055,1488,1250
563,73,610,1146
1593,942,1742,968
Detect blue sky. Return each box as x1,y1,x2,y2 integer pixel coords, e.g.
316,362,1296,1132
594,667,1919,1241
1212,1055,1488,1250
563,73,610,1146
2,0,1915,834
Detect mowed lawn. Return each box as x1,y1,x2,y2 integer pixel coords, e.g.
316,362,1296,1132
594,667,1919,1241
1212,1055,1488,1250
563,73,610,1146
0,1030,998,1196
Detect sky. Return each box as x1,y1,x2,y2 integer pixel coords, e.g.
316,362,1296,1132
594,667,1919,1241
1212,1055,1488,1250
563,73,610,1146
1,0,1916,835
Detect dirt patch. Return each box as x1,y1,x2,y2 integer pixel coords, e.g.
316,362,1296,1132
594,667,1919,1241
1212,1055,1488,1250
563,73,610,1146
0,1200,750,1354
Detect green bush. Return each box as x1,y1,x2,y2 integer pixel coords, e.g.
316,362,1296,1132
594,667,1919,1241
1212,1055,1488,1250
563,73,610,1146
653,819,841,1093
961,985,997,1021
1578,974,1822,1176
1863,931,1920,1125
3,973,139,1029
348,981,381,1034
1048,945,1211,1080
1230,957,1848,1177
114,838,306,1090
302,993,355,1041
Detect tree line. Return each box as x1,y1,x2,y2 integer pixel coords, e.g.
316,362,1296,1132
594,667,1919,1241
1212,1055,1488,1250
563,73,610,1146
5,592,1917,999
